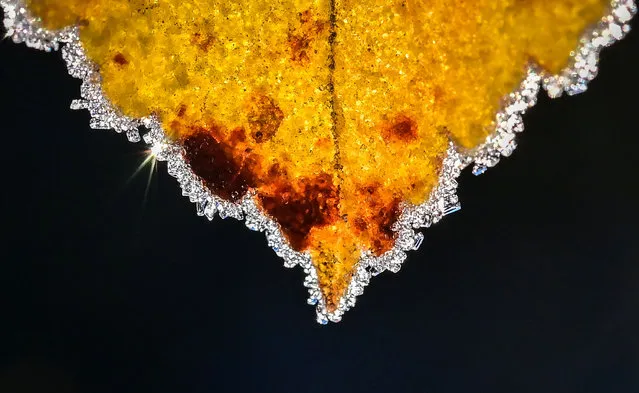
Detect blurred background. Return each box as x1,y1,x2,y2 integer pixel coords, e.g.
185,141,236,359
0,8,638,393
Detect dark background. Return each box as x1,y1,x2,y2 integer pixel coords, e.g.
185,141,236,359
1,10,638,393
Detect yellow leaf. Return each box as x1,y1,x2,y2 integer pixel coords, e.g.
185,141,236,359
27,0,611,310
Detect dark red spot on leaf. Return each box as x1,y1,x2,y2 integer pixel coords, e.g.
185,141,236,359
191,32,216,51
267,162,286,178
353,217,368,231
371,199,401,255
247,95,284,143
258,173,339,250
353,184,401,255
382,114,418,142
176,104,187,118
288,10,327,65
229,127,247,144
182,128,257,202
113,53,128,66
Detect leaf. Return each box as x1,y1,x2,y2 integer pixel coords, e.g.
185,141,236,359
25,0,615,312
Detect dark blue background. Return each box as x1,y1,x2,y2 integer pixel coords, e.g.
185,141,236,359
1,9,638,393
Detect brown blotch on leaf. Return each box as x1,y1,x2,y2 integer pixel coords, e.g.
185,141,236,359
191,32,217,51
113,53,129,66
382,114,418,142
353,217,368,231
229,127,247,144
365,184,378,195
267,162,286,178
247,94,284,143
288,10,327,65
371,199,401,255
181,127,258,202
176,104,187,118
299,9,313,24
289,36,312,64
353,183,401,255
258,173,339,250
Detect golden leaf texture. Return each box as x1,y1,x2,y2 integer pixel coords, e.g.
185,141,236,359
28,0,609,309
